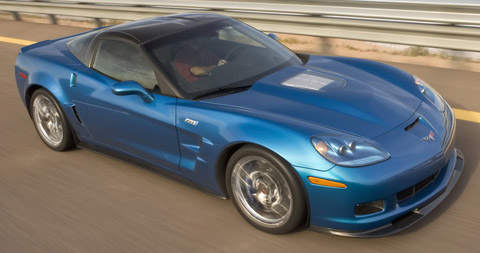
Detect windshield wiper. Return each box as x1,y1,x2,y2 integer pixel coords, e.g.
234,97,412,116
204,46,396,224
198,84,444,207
193,85,252,100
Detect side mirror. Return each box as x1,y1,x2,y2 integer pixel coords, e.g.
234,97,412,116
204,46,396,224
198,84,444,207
111,81,154,103
267,33,278,41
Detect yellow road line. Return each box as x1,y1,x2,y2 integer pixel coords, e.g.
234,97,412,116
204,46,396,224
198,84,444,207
0,36,36,46
454,108,480,124
1,35,480,124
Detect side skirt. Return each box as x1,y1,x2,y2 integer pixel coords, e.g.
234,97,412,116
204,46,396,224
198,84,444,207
77,141,229,200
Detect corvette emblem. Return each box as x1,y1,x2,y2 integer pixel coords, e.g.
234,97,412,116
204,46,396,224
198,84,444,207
422,131,435,141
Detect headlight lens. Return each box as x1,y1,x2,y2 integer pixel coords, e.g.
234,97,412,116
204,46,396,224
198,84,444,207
413,75,445,112
311,136,389,167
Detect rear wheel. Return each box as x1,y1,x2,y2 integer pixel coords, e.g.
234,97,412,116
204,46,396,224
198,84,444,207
226,145,306,234
30,89,75,151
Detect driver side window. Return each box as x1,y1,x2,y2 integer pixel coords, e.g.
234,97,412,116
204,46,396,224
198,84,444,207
93,40,157,90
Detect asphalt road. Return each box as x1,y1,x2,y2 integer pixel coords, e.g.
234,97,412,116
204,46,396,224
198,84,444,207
1,20,479,252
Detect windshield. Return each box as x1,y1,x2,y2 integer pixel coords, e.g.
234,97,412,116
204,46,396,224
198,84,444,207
145,19,301,99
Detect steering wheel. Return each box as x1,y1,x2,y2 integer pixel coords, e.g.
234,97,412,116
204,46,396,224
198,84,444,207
224,46,246,61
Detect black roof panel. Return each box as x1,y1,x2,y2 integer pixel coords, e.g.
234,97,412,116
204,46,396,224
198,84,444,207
103,13,229,44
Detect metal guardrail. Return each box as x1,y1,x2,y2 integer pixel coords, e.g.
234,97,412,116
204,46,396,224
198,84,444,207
1,0,480,51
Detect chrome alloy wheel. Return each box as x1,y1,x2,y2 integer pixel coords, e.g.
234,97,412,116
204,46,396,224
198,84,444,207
32,94,64,147
231,156,293,227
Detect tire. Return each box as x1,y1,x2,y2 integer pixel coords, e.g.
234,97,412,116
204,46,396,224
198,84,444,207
30,89,75,151
226,145,307,234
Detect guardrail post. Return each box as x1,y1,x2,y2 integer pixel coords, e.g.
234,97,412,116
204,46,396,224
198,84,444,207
11,11,20,21
319,37,331,55
94,18,102,27
48,14,56,25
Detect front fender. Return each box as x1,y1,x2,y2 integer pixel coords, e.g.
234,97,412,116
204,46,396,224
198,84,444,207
175,99,335,196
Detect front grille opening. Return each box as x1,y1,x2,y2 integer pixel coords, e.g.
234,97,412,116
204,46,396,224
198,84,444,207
396,171,439,202
404,117,420,131
355,200,385,216
415,174,436,192
397,187,415,202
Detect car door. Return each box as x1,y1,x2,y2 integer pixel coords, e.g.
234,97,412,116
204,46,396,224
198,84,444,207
72,39,180,173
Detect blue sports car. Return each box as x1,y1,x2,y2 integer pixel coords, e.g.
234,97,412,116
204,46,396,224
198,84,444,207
15,13,464,237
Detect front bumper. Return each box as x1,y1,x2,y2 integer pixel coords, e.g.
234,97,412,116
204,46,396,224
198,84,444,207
310,148,464,237
296,100,461,237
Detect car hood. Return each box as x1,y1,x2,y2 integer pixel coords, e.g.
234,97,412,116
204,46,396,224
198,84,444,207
206,58,422,139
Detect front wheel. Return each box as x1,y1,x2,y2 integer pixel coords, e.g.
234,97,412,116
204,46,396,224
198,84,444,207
226,145,307,234
30,89,75,151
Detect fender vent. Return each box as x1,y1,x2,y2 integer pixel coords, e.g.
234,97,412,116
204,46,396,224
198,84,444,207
72,105,83,124
404,117,420,131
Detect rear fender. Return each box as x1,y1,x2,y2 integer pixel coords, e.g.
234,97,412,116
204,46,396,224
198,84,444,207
27,71,70,107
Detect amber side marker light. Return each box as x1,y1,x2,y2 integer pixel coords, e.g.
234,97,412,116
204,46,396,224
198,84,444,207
308,177,347,188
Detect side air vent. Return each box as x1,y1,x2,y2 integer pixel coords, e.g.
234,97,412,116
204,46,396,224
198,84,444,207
72,105,83,124
404,117,420,131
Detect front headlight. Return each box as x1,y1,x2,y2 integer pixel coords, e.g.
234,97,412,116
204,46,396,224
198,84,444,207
413,75,445,112
311,135,389,167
